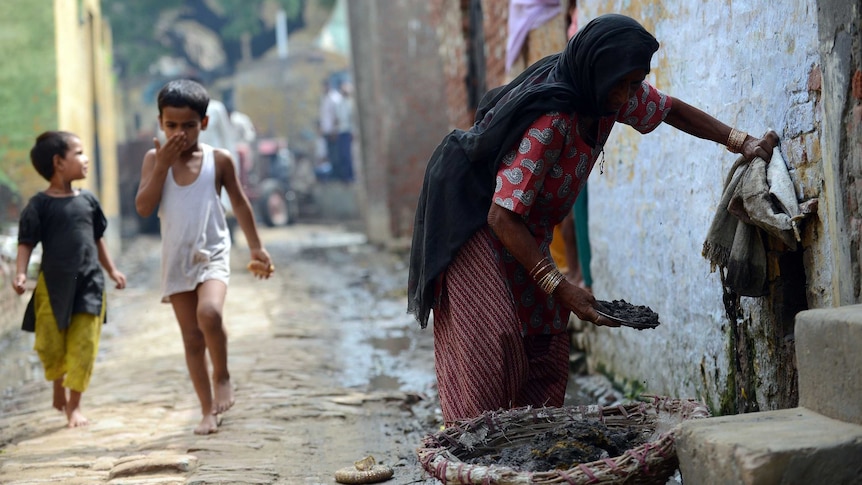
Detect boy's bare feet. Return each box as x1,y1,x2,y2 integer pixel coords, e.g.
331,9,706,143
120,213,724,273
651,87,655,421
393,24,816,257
52,379,66,412
212,379,235,414
195,414,219,435
65,403,89,428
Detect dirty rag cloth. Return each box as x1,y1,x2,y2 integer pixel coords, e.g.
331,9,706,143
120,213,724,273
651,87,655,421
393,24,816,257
730,156,798,250
703,156,767,296
702,147,800,296
767,148,801,236
506,0,562,72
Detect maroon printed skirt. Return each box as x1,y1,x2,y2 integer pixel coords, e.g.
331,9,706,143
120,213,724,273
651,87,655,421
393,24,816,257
432,228,570,424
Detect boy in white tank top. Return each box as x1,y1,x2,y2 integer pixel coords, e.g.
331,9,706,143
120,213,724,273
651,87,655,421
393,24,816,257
135,79,273,435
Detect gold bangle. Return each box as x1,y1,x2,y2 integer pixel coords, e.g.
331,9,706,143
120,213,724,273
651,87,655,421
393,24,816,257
726,128,748,153
536,269,551,286
530,260,554,279
536,269,556,292
535,264,558,282
529,258,546,276
537,269,565,294
545,271,565,294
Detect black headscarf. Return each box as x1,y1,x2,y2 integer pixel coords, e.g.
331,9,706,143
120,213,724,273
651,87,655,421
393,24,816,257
407,14,660,328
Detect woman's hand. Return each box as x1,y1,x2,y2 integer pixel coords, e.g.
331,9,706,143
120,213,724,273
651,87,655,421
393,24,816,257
741,130,779,162
488,204,616,327
554,280,619,327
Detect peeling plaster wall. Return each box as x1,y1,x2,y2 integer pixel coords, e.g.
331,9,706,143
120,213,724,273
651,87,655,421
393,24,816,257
817,0,861,306
348,0,511,242
578,2,823,411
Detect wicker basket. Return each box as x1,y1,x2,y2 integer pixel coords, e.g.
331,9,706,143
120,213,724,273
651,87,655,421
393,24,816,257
417,395,710,485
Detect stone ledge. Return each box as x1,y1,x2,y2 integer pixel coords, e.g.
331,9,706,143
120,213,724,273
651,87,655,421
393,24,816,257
108,454,199,480
676,407,862,485
796,304,862,425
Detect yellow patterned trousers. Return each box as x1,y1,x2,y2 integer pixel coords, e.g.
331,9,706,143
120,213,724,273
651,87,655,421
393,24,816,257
32,273,104,393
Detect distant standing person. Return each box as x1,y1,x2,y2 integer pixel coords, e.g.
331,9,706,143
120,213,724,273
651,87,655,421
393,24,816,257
135,79,273,435
229,108,257,181
12,131,127,428
334,81,356,182
198,93,240,223
319,78,343,181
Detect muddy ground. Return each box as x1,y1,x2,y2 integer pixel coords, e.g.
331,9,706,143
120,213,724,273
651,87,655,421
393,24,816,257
0,224,615,484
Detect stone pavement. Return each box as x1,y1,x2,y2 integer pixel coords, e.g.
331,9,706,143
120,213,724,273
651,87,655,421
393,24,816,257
0,225,441,484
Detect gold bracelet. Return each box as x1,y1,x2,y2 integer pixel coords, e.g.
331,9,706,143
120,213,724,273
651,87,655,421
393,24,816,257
536,268,557,292
529,259,546,276
538,269,565,294
545,271,565,294
530,260,554,279
535,264,558,283
536,268,552,287
726,128,748,153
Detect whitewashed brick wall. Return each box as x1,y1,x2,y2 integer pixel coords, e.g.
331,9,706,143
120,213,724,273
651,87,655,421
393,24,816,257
578,2,822,407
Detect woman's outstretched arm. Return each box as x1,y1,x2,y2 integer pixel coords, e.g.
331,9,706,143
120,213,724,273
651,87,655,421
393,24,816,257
664,97,778,160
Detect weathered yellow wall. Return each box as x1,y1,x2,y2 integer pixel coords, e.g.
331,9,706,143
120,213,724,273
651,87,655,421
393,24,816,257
53,0,121,248
1,0,121,333
55,0,93,178
0,1,58,211
0,0,119,222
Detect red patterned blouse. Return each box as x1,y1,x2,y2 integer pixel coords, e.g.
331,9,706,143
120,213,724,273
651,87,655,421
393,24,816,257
489,82,672,335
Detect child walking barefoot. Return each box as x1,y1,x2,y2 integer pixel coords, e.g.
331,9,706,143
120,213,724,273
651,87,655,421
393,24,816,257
12,131,126,428
135,79,272,435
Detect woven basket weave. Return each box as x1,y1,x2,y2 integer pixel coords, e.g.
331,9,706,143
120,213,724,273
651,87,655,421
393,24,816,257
417,395,710,485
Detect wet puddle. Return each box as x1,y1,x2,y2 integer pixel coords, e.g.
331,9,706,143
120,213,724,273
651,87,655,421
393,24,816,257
0,330,40,399
285,241,439,396
291,240,593,407
1,226,595,412
367,335,412,356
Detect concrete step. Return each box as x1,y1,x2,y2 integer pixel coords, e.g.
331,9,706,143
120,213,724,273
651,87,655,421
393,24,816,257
676,407,862,485
796,304,862,425
676,305,862,484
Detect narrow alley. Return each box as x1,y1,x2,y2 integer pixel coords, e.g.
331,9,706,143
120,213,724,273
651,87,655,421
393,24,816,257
0,224,443,484
0,224,613,484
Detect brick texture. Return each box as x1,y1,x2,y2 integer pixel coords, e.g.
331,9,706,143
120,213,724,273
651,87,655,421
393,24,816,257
350,0,553,240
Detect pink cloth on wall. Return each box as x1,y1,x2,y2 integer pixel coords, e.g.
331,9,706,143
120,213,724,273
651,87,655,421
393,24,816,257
567,6,578,39
506,0,563,72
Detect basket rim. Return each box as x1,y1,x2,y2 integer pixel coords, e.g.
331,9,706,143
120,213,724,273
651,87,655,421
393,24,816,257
417,395,710,485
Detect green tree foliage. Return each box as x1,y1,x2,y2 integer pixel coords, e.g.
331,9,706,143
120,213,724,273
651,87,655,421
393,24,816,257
217,0,303,40
100,0,177,77
101,0,333,78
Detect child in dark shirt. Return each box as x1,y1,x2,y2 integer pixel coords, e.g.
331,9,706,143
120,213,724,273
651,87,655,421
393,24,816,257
12,131,126,428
